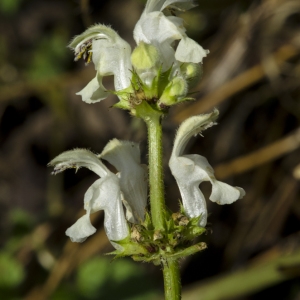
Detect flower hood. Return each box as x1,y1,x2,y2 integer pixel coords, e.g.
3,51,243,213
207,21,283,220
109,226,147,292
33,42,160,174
68,25,132,104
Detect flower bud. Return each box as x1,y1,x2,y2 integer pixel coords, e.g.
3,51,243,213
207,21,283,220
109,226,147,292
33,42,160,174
131,42,161,87
158,77,188,108
180,63,203,89
131,42,160,70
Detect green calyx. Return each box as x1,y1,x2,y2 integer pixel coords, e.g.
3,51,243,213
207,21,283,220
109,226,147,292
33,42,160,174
180,62,203,89
157,77,188,108
114,65,196,116
114,67,167,115
107,211,207,264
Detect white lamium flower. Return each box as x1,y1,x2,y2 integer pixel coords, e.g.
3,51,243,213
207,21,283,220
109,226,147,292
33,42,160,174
48,149,129,249
68,25,132,104
133,0,209,72
169,109,245,227
100,139,148,224
69,0,209,109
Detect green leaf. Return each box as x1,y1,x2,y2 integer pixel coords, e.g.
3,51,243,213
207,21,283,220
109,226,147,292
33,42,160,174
0,252,24,288
9,208,34,233
27,31,68,80
111,259,143,284
76,257,110,298
76,256,158,299
0,0,23,14
51,285,79,300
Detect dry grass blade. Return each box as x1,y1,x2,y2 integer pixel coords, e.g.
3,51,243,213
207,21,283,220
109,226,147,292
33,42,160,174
182,233,300,300
80,0,92,27
215,128,300,179
245,177,298,251
0,68,94,103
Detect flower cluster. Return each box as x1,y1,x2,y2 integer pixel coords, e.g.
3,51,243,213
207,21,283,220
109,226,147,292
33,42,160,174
68,0,209,110
49,111,245,249
50,0,245,251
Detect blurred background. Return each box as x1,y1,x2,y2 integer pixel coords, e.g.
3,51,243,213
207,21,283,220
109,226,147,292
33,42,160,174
0,0,300,299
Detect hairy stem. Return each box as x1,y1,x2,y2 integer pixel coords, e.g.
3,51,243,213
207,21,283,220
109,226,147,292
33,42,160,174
139,102,182,299
146,115,182,299
144,111,166,231
162,259,181,300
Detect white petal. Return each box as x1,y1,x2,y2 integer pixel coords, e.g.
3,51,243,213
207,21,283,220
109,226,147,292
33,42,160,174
169,156,208,226
76,73,107,104
144,0,165,13
139,70,159,86
65,213,96,243
91,29,132,91
134,12,182,70
83,176,129,248
145,0,197,13
134,6,208,68
161,0,197,11
134,12,182,45
172,109,219,157
119,188,136,223
69,24,115,50
167,16,186,35
49,149,108,178
158,41,179,72
210,180,246,204
101,139,147,223
175,37,209,63
186,154,245,205
70,24,132,96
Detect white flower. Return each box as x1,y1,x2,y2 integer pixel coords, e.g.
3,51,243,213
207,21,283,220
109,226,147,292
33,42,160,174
101,139,148,224
68,25,132,104
49,142,147,248
133,0,209,71
169,109,245,227
69,0,209,106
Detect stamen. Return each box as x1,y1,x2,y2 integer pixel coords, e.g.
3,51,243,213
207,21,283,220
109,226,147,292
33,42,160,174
74,39,93,64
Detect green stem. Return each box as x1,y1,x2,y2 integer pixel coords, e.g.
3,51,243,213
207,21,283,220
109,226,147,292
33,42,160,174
144,111,166,231
138,102,181,299
145,112,182,300
162,259,181,300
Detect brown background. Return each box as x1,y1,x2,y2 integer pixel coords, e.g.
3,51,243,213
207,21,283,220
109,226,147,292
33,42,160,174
0,0,299,299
